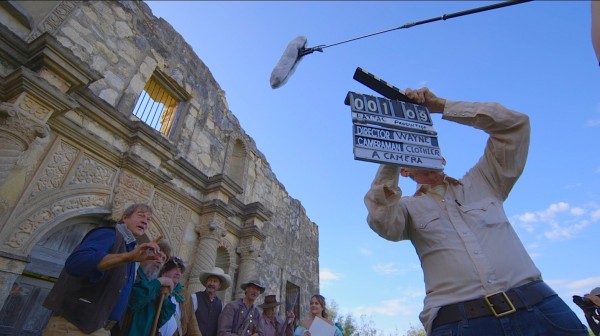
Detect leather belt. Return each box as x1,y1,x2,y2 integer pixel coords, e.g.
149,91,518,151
432,281,556,330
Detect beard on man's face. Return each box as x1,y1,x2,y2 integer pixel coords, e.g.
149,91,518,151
141,263,160,280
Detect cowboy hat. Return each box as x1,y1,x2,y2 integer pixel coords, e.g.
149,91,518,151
259,295,283,309
199,267,231,291
240,280,265,294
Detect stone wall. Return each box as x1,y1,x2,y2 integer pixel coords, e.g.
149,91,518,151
0,0,319,323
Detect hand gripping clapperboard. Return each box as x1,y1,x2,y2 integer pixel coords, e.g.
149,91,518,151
345,68,443,171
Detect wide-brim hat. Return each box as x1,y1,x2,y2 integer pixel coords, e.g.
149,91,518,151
591,287,600,296
199,267,231,291
259,294,283,309
240,280,265,294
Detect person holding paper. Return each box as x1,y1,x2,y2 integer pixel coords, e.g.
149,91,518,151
364,87,588,335
293,295,341,336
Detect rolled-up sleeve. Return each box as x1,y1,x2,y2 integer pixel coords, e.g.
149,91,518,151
64,228,114,282
442,100,530,199
364,164,408,241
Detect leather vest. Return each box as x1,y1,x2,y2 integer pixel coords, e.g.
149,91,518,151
43,227,128,333
195,291,222,336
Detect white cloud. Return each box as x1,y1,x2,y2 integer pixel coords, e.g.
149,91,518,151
320,268,343,288
538,202,569,221
543,219,589,240
372,262,400,275
518,212,537,223
570,207,585,216
351,297,420,317
547,276,600,295
512,202,600,241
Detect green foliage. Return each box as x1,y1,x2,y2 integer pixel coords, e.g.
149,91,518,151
404,324,426,336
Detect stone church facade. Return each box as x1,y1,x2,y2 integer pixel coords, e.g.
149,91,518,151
0,1,319,333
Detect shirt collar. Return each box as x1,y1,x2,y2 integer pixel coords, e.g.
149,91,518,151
414,175,462,196
116,223,137,245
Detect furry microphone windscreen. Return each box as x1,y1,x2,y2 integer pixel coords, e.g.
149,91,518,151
270,36,308,89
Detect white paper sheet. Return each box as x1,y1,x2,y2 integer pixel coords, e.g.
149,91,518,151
308,316,337,336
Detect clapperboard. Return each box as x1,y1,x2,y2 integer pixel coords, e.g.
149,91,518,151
345,67,443,170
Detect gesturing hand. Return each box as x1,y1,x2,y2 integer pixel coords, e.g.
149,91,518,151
129,235,163,262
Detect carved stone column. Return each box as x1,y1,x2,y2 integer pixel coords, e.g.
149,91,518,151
0,99,51,224
234,227,264,299
187,219,226,293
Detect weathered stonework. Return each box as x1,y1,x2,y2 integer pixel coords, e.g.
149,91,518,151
0,0,320,329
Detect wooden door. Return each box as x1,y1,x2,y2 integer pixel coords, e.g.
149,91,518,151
0,221,98,335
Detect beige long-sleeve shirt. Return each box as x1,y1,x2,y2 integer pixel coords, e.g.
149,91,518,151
364,100,541,333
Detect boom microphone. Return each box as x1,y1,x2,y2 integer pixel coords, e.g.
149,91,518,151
269,0,532,89
269,36,308,89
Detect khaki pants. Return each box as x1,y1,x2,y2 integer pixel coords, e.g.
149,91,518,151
43,315,110,336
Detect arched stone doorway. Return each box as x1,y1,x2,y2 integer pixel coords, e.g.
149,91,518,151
0,216,106,335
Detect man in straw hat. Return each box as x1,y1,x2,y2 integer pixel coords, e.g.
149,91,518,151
192,267,232,336
218,280,265,336
257,295,294,336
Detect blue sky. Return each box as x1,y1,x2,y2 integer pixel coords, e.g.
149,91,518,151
147,1,600,334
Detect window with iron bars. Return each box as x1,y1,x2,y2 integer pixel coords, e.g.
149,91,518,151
132,72,189,136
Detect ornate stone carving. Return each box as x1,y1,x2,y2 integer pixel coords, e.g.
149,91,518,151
0,103,16,118
111,170,153,220
147,195,194,257
29,141,79,199
27,1,81,42
151,194,176,229
0,134,27,191
170,204,190,243
111,192,144,221
174,206,191,228
71,155,116,186
0,101,50,144
236,238,262,261
146,223,166,243
119,170,152,195
19,95,52,122
196,219,226,239
6,195,108,249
